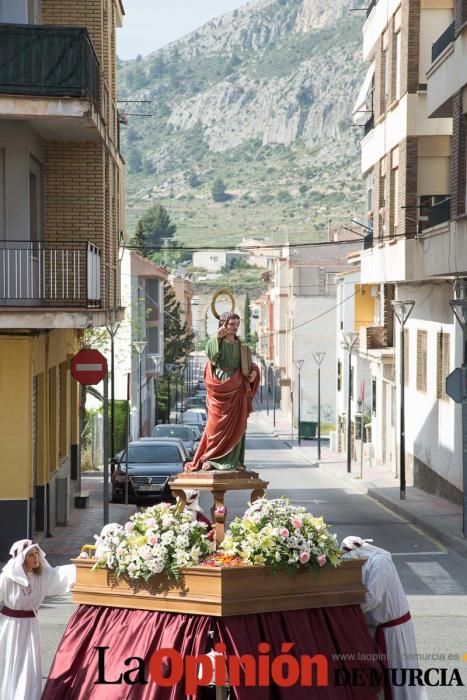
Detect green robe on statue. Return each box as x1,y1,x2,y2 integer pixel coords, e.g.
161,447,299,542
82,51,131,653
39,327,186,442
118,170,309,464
205,336,245,470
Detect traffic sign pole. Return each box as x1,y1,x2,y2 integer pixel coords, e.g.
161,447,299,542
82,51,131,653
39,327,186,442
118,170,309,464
463,366,467,537
103,374,109,527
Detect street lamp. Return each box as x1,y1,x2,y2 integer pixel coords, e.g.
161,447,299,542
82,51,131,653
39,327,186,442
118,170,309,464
164,363,176,423
132,340,147,437
149,355,162,428
312,352,326,461
341,332,358,473
391,300,415,500
450,281,467,537
270,362,277,428
295,360,304,446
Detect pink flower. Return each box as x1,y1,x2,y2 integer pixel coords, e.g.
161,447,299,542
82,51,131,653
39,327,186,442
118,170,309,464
299,552,310,565
146,518,156,527
124,521,134,532
279,528,290,539
148,535,158,545
291,517,302,530
215,506,226,515
317,554,327,567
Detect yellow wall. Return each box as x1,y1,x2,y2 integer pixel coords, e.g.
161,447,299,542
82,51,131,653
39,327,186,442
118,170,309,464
354,285,377,329
0,338,32,498
0,330,80,499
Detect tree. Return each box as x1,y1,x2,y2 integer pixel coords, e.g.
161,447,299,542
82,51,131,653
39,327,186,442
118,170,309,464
211,177,229,202
164,281,195,365
133,204,177,257
243,294,252,344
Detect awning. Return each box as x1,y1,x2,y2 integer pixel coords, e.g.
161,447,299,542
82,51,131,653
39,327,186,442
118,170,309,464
352,62,375,125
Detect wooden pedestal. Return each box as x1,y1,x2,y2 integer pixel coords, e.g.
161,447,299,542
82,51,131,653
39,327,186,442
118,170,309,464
72,558,365,616
170,471,269,547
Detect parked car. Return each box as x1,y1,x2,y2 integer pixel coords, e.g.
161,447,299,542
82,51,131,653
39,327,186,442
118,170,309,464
111,440,186,503
184,395,206,410
178,409,207,427
151,424,200,457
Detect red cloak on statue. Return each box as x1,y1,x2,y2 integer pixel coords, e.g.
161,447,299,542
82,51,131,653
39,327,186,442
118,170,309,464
185,361,260,472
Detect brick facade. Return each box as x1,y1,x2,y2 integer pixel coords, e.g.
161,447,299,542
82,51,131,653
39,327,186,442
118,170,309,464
450,91,467,218
43,141,119,309
400,0,421,96
41,0,123,311
399,137,418,237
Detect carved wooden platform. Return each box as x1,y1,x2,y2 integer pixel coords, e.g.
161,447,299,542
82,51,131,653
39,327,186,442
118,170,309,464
170,470,269,546
72,558,365,617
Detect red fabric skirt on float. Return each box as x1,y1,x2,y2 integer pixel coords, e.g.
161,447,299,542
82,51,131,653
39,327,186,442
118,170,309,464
42,604,386,699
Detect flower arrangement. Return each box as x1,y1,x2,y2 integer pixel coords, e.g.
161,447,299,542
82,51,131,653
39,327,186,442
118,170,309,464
93,503,213,581
219,497,342,572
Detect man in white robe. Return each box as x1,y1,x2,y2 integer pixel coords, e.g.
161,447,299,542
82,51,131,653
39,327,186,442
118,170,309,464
341,536,428,700
0,539,76,700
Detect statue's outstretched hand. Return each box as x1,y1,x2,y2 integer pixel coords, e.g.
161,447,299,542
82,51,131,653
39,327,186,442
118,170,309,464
217,321,229,340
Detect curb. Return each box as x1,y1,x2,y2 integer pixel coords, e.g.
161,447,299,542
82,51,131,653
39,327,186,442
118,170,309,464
366,487,467,559
317,462,467,559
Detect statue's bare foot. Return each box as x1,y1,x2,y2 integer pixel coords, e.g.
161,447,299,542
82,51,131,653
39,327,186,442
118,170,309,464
201,462,214,471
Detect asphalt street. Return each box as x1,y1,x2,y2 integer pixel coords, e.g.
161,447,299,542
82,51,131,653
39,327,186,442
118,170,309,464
39,413,467,697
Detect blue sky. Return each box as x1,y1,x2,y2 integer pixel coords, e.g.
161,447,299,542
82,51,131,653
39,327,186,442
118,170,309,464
117,0,253,59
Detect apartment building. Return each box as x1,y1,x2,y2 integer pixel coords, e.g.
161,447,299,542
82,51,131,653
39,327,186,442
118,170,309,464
257,243,359,429
168,273,193,332
347,0,464,504
0,0,125,558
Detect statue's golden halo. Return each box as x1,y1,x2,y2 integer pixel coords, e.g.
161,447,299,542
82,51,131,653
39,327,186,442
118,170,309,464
211,288,236,320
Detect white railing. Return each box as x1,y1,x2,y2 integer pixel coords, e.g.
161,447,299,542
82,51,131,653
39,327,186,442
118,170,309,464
87,242,101,305
0,241,101,307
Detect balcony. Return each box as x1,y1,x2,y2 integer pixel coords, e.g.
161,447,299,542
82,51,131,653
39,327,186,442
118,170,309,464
427,197,451,228
360,236,425,284
359,325,389,352
366,0,377,18
426,21,466,118
431,21,454,63
0,24,104,142
0,240,100,309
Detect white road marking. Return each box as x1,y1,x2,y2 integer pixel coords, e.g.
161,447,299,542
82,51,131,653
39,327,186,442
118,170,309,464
392,551,448,556
406,562,466,594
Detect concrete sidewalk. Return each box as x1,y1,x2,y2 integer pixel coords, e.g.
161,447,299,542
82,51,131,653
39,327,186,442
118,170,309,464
36,473,136,566
255,406,467,559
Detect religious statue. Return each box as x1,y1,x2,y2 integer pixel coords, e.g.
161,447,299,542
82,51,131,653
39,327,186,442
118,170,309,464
185,290,260,472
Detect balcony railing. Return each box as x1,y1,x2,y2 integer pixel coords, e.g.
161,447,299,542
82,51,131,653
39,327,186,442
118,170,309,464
366,0,377,18
0,241,101,308
432,21,455,63
427,197,451,228
0,24,100,106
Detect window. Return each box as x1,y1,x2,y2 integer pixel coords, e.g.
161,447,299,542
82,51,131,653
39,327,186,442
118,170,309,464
29,156,42,242
366,170,374,222
404,328,409,387
393,167,399,234
147,325,160,355
416,330,427,393
418,195,450,233
337,361,342,392
372,377,377,415
436,332,450,400
146,278,160,305
395,32,401,100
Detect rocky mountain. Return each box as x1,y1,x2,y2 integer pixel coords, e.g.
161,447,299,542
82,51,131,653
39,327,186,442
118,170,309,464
118,0,367,247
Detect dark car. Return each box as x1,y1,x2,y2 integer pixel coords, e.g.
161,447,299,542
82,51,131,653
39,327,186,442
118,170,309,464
111,440,186,503
184,395,206,410
152,424,200,457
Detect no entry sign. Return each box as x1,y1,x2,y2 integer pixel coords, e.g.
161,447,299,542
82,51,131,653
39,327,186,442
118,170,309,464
71,348,108,385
